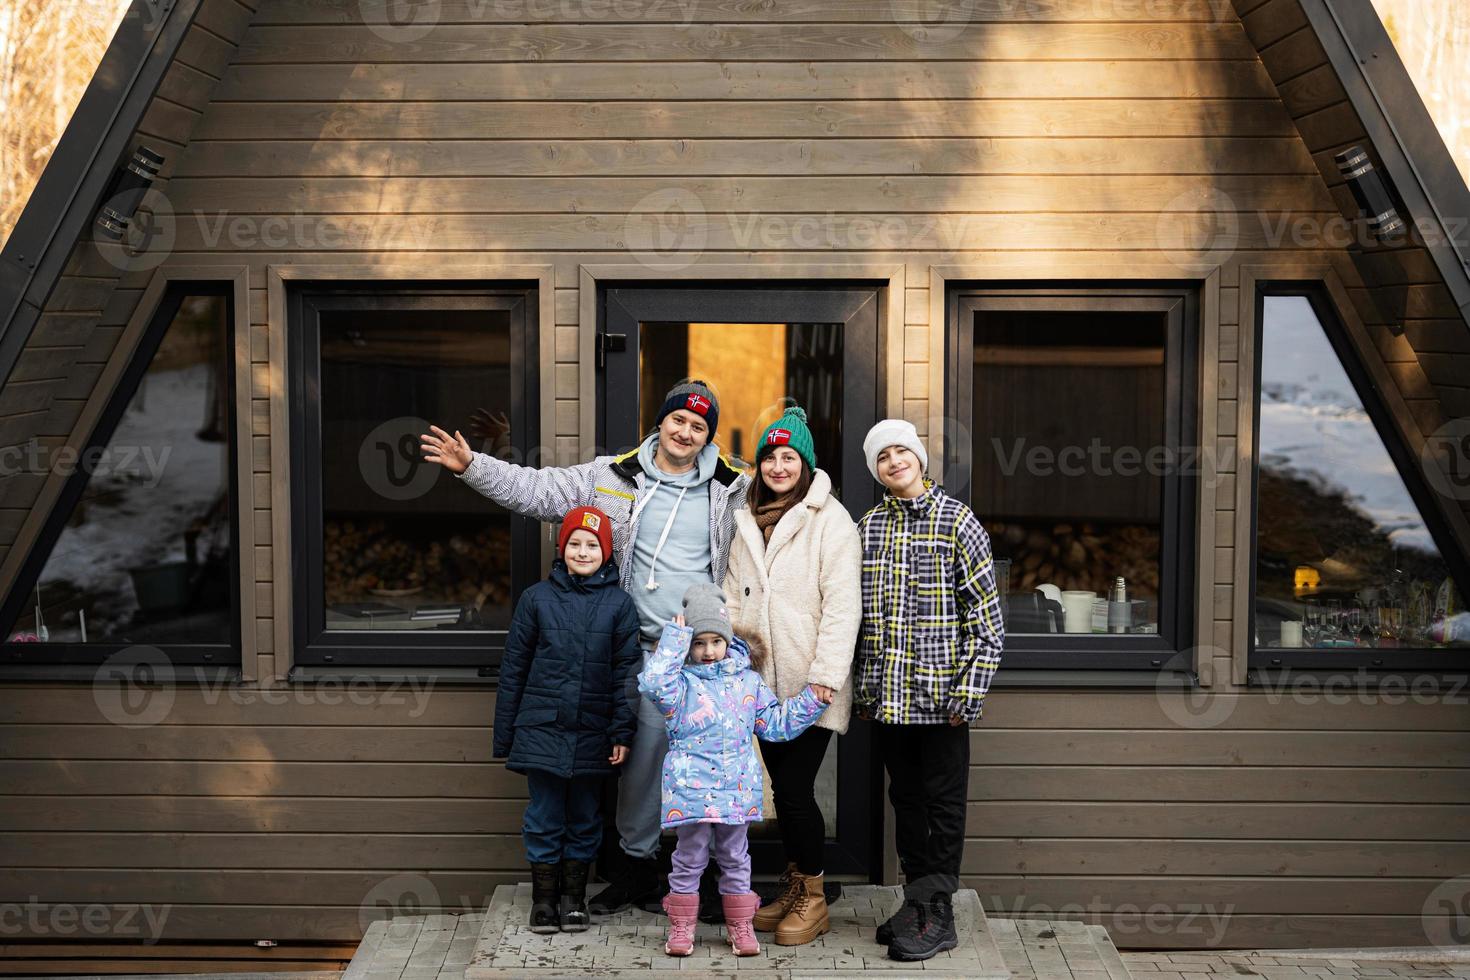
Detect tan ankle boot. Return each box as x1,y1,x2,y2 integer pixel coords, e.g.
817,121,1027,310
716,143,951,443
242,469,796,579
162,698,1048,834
774,871,829,945
752,862,800,932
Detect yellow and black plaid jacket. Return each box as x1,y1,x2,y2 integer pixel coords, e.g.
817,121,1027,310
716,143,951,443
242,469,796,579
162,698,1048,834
854,479,1005,724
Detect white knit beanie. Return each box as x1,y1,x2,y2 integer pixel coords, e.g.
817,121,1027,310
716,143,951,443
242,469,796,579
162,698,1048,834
862,419,929,482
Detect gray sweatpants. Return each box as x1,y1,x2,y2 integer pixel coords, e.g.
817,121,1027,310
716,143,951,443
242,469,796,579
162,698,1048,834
617,647,670,859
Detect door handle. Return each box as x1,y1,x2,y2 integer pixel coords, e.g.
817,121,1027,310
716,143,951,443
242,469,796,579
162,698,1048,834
596,331,627,367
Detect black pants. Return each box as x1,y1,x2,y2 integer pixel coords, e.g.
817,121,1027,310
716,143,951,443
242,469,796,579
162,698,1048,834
759,725,833,876
876,722,969,900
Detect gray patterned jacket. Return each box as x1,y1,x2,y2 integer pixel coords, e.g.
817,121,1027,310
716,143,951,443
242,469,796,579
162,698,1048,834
454,442,752,595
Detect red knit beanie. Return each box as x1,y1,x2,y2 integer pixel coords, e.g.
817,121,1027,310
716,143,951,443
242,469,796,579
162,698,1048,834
558,506,613,559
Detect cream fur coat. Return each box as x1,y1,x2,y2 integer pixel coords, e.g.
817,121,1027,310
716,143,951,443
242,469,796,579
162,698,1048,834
725,468,863,734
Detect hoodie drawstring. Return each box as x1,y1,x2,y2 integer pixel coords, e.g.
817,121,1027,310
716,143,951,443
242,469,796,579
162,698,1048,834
631,480,689,591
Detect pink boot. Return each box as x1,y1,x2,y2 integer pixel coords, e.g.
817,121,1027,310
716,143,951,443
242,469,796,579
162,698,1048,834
661,892,699,956
721,892,762,956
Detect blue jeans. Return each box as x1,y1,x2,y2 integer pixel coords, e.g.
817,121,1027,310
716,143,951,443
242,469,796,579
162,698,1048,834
523,770,603,864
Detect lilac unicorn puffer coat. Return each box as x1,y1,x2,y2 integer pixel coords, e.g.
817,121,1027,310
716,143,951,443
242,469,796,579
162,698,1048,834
638,622,825,828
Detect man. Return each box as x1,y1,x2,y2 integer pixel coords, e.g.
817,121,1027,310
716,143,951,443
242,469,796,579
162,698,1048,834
421,380,750,913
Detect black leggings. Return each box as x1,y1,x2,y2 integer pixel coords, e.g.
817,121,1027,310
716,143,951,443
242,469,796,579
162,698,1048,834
759,725,833,876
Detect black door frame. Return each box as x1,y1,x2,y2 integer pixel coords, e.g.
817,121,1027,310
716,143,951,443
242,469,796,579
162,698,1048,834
597,282,886,879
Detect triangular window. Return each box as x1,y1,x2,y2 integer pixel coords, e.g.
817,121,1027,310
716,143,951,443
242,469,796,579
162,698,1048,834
1252,294,1469,657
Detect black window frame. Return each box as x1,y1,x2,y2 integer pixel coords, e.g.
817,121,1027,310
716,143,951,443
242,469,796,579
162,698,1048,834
1247,283,1470,673
287,282,540,669
0,281,243,668
945,283,1200,672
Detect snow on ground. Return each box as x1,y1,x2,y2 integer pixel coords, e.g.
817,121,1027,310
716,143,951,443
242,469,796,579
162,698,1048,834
32,362,228,634
1260,295,1442,558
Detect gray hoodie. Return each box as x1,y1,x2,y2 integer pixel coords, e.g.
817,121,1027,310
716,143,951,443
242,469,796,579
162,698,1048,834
625,435,717,642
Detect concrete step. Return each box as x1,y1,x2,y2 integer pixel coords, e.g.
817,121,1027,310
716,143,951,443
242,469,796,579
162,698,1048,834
342,911,483,980
463,882,1012,978
987,916,1134,980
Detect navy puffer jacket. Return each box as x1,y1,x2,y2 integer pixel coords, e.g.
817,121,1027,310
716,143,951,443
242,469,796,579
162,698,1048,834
493,557,641,777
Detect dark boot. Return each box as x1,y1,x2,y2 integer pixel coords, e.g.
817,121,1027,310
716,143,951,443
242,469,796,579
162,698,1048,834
876,896,921,946
697,862,725,924
559,860,591,932
588,854,661,915
529,862,560,934
633,856,671,913
887,894,958,961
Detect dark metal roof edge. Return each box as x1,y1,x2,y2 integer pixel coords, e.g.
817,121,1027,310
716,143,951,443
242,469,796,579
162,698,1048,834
1303,0,1470,322
0,0,204,388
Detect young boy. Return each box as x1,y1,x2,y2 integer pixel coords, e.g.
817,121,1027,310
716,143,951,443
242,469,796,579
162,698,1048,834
854,419,1005,962
493,506,641,933
638,583,828,958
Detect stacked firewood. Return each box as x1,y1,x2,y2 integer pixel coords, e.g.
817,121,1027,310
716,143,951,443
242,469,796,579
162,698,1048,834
324,519,513,608
990,520,1161,597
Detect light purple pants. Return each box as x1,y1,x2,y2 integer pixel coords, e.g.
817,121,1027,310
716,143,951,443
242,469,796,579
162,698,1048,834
668,822,752,895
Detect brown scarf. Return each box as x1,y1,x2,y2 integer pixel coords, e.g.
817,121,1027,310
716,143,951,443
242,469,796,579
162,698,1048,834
754,493,801,543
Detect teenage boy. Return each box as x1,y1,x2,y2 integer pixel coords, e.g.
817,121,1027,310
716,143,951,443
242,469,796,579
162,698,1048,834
853,419,1005,962
421,380,750,912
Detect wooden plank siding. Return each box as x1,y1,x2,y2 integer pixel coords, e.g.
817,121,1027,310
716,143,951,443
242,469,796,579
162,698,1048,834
0,0,1468,958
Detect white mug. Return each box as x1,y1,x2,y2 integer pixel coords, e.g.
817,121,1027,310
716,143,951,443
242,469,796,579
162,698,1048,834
1280,621,1304,648
1061,591,1097,634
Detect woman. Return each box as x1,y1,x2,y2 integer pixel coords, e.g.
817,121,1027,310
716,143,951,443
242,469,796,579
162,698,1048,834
724,403,862,947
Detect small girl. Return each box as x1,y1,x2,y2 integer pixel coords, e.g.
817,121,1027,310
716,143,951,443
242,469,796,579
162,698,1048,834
637,582,828,958
493,506,641,934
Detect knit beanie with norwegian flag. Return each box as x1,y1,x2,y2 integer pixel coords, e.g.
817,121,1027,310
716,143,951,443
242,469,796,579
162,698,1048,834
654,379,720,442
757,403,816,474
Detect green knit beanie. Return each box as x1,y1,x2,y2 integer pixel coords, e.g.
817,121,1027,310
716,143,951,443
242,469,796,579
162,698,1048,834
756,404,817,474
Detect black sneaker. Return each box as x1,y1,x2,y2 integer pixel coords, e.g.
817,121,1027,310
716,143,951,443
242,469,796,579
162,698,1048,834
887,896,958,961
528,862,560,934
876,897,920,946
588,855,661,916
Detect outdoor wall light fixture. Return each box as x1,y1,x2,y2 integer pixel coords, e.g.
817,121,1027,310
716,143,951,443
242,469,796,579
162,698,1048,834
1336,145,1408,337
94,145,165,240
1335,145,1406,242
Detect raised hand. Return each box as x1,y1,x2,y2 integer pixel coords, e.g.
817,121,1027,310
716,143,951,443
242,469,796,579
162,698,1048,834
420,424,474,475
467,408,510,444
